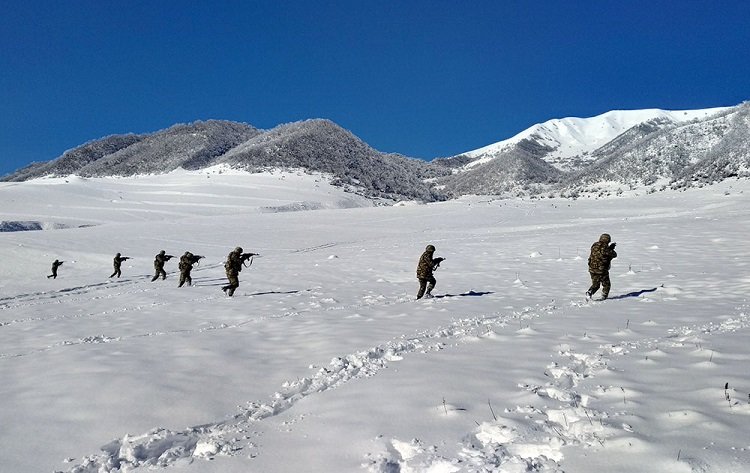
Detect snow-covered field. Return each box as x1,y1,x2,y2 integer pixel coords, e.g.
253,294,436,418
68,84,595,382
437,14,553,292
1,170,749,473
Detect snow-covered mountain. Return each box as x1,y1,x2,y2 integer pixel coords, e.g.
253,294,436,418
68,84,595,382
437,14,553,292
214,119,448,202
2,119,448,202
556,103,750,193
439,102,749,197
3,102,748,200
461,107,730,171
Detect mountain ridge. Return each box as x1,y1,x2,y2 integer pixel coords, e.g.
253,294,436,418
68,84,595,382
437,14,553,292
3,102,747,200
461,106,731,171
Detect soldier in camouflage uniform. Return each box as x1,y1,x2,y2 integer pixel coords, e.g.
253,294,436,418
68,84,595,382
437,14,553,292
416,244,444,299
222,246,257,296
151,250,174,282
587,233,617,300
110,253,130,278
47,259,63,279
178,251,203,287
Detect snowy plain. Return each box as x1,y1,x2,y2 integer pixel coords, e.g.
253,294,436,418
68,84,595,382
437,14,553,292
1,169,749,473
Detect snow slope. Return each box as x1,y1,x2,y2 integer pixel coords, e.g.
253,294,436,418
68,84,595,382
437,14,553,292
463,107,730,170
1,172,749,473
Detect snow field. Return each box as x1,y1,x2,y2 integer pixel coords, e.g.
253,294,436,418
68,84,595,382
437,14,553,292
1,173,749,472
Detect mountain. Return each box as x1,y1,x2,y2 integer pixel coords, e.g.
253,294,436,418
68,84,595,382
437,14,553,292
446,103,748,196
461,107,730,172
558,103,750,191
1,120,258,181
2,134,145,182
76,120,260,176
433,138,562,197
1,119,449,202
215,119,448,201
671,104,750,186
3,103,748,200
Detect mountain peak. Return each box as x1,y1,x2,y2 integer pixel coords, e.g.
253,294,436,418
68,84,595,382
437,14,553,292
463,106,731,171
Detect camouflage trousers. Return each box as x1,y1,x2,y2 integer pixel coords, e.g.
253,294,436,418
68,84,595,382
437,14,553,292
110,265,122,278
223,270,240,296
416,276,436,299
587,271,611,299
151,268,166,282
178,270,192,287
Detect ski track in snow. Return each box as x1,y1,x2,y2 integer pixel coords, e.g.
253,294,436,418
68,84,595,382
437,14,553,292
60,289,750,473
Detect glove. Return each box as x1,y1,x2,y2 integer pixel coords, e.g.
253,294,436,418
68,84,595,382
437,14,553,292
610,242,617,249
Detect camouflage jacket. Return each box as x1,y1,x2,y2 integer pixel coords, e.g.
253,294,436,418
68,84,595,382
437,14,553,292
588,241,617,274
416,250,440,278
113,255,129,267
179,254,200,272
225,251,243,274
154,253,172,270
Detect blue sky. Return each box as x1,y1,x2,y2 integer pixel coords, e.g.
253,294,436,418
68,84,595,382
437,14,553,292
1,0,748,176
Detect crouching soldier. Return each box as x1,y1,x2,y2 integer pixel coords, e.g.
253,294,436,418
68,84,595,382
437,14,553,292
222,246,257,296
151,250,174,282
416,244,444,299
47,259,64,279
110,253,131,278
178,251,204,287
586,233,618,300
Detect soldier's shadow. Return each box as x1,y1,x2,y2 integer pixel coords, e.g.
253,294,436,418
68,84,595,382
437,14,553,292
433,290,494,299
246,290,300,296
609,287,658,300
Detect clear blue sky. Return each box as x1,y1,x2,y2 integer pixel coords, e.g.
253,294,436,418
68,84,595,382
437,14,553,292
1,0,748,176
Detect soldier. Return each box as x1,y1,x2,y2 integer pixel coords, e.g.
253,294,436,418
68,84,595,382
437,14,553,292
47,259,64,279
150,250,174,282
110,252,131,278
586,233,618,300
178,251,204,287
416,244,445,299
222,246,257,296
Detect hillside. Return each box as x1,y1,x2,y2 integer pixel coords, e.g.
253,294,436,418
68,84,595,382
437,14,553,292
446,102,749,196
216,119,449,201
434,138,562,197
2,102,748,200
461,107,729,171
1,119,448,202
558,104,750,192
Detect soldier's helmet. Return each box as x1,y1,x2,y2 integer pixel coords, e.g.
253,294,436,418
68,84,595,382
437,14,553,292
235,246,243,253
599,233,611,243
425,244,436,252
159,250,166,255
116,252,121,257
185,251,192,257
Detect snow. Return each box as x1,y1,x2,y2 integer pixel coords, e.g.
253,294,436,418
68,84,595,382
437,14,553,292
1,171,749,472
463,107,731,169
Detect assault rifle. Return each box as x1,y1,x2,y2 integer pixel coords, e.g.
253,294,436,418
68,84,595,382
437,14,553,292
241,252,258,267
433,257,445,271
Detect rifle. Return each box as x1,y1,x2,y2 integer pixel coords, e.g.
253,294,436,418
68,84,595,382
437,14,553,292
241,252,258,267
433,257,445,271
